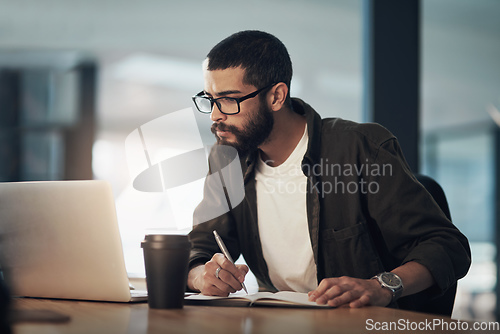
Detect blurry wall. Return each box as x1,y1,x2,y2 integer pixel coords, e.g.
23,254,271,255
0,0,363,275
421,0,500,321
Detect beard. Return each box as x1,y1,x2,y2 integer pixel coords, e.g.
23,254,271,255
211,101,274,156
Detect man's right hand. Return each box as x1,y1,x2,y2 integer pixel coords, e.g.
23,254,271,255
187,253,249,296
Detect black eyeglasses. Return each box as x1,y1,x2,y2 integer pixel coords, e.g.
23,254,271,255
192,83,276,115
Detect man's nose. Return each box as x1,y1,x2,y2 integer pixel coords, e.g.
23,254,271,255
210,103,226,122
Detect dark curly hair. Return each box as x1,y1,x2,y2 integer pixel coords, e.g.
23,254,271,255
206,30,293,107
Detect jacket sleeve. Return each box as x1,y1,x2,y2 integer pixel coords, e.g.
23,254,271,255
366,137,471,295
188,210,240,269
188,146,242,270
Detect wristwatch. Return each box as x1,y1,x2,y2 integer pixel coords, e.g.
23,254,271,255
372,272,404,303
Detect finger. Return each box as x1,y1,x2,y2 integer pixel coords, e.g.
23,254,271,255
200,271,234,296
327,289,360,307
308,278,340,301
315,284,345,305
214,254,246,284
349,294,371,308
204,258,221,276
235,264,249,276
235,264,249,282
208,255,244,291
215,268,245,292
203,260,237,294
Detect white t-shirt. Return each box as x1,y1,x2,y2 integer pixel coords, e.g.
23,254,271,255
254,124,318,292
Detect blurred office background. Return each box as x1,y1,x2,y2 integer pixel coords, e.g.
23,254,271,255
0,0,499,321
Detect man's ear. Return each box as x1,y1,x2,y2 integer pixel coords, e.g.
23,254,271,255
268,83,288,111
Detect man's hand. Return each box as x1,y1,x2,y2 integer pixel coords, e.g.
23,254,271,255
308,276,392,308
187,253,249,296
308,262,434,308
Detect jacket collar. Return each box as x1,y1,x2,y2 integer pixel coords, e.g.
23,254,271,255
292,98,322,173
243,98,322,181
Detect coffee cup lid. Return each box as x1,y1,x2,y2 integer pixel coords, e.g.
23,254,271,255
141,234,191,249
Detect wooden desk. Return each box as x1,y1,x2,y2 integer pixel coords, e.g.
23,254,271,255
11,298,476,334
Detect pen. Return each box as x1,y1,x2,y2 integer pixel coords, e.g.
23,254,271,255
213,230,248,294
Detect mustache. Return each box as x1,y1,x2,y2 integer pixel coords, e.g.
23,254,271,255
211,122,239,134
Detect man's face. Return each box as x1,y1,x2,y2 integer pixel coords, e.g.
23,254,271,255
203,65,274,155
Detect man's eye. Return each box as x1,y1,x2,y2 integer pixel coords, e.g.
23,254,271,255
219,98,237,103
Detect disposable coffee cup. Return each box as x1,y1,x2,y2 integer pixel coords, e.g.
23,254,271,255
141,234,191,309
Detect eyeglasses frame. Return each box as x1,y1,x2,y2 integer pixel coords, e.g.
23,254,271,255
192,82,277,115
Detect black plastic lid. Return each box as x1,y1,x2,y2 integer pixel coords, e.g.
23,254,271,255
141,234,191,249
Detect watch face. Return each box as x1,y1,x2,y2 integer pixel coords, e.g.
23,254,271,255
381,273,402,288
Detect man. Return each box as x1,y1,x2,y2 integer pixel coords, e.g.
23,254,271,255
187,30,470,310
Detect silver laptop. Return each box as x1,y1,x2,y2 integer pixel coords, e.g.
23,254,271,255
0,180,147,302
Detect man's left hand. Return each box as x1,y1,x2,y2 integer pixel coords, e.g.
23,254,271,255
308,276,392,308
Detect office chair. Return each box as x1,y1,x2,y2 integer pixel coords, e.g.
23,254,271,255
413,173,457,316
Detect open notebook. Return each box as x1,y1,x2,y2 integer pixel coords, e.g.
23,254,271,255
184,291,332,308
0,180,147,303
